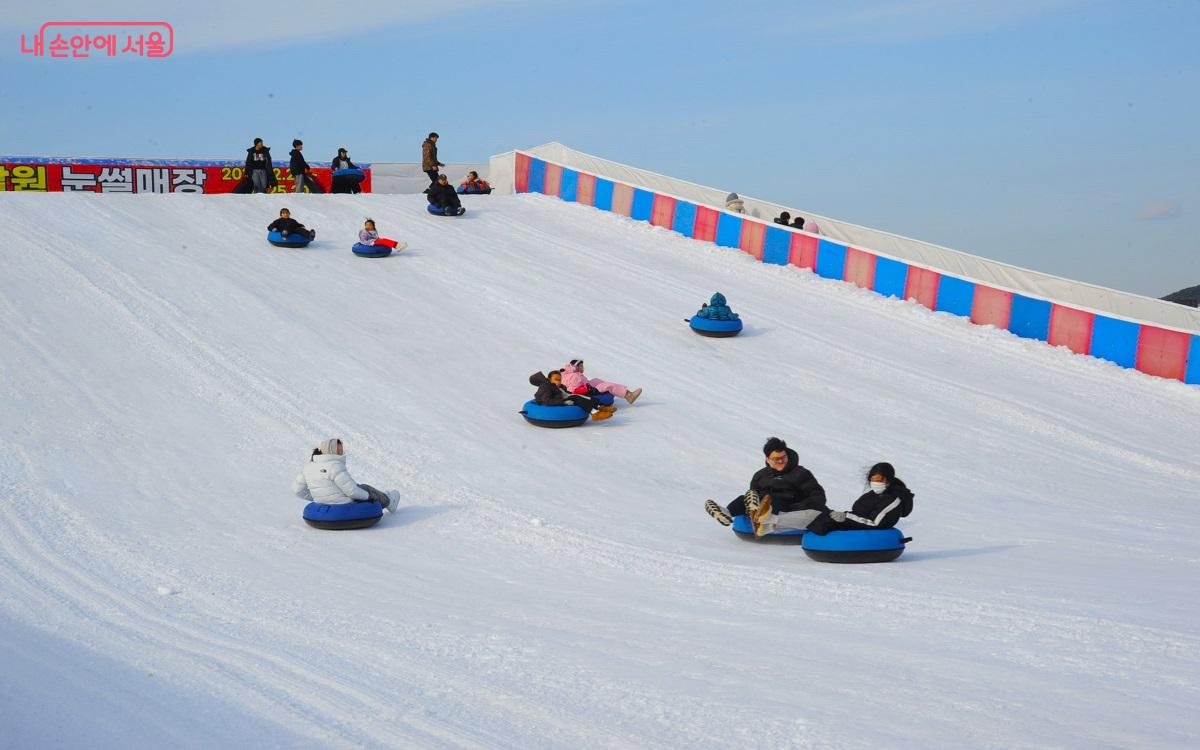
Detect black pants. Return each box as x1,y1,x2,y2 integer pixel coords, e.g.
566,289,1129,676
425,169,440,187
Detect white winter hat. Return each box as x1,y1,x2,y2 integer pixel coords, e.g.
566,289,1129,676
317,438,342,455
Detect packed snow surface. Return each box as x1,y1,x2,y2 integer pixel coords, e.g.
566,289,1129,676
1,192,1198,749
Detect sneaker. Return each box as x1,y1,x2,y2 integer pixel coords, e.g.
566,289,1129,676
624,387,642,404
309,229,316,240
384,490,400,514
705,499,732,527
753,495,775,538
743,489,761,518
591,409,613,421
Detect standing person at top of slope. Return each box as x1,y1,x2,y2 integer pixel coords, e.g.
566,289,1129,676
704,437,830,537
561,359,642,404
289,139,316,194
816,462,914,533
421,132,445,190
293,438,400,513
244,137,276,194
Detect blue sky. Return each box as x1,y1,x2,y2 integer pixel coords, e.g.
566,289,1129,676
2,0,1197,297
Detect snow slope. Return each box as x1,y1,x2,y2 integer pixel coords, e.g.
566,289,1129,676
1,192,1198,750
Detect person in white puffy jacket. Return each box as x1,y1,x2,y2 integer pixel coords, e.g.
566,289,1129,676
293,438,399,513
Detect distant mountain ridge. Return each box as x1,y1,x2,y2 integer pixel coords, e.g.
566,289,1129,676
1162,285,1200,307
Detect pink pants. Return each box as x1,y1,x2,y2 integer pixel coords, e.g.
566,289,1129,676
588,378,627,398
374,237,400,249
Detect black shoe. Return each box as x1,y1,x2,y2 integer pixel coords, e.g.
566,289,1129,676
309,229,316,240
705,499,732,527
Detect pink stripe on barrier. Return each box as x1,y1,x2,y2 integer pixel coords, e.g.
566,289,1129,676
905,267,941,309
515,153,530,193
1136,326,1189,381
844,247,876,289
651,194,676,228
611,183,634,216
576,173,596,207
1048,305,1095,354
970,285,1012,328
739,221,765,260
543,163,562,197
789,233,818,270
693,206,719,242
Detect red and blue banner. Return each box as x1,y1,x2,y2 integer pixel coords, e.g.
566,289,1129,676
0,157,372,194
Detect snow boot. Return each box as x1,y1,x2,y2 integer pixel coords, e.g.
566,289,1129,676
625,387,642,404
743,489,761,519
753,495,775,538
591,409,613,421
384,490,401,514
705,499,732,527
598,404,617,414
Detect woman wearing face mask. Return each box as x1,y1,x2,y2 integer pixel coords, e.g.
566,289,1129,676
822,462,913,531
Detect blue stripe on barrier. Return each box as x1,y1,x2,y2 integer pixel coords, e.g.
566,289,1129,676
936,276,976,317
528,159,546,194
1187,336,1200,385
873,257,909,298
631,189,654,221
593,179,614,211
672,201,697,237
763,227,791,265
715,213,742,248
1009,294,1052,341
559,169,578,202
1089,315,1141,368
815,240,847,280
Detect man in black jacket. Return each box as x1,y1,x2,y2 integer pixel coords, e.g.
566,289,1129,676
705,437,830,537
289,139,313,193
428,174,463,214
244,138,275,194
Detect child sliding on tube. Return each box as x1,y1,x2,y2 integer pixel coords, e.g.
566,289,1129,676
561,359,642,405
267,208,316,240
359,218,403,250
529,369,615,421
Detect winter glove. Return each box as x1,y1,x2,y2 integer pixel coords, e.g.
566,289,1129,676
829,510,847,522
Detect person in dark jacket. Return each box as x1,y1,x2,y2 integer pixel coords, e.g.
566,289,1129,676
704,437,829,537
774,211,791,226
529,370,613,420
330,148,358,171
421,132,444,189
289,139,319,194
330,148,363,194
428,174,463,213
694,292,739,321
790,216,806,230
816,462,914,533
267,208,316,240
244,138,276,194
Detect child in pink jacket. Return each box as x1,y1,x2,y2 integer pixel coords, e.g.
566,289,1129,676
561,359,643,404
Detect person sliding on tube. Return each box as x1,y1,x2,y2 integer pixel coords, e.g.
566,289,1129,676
293,438,399,512
529,370,613,421
358,218,402,250
428,174,463,214
561,359,642,405
705,437,830,537
267,208,316,240
815,462,914,532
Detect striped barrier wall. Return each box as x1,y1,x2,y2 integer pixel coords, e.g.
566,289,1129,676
514,152,1200,386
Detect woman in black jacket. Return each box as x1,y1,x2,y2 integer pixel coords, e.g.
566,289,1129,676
823,462,914,531
428,174,464,214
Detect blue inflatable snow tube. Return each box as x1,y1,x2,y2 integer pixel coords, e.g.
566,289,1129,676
303,501,383,530
456,186,492,194
520,400,588,428
731,514,807,544
332,168,365,180
427,204,465,216
267,230,312,248
802,528,909,563
689,316,743,338
352,242,391,258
